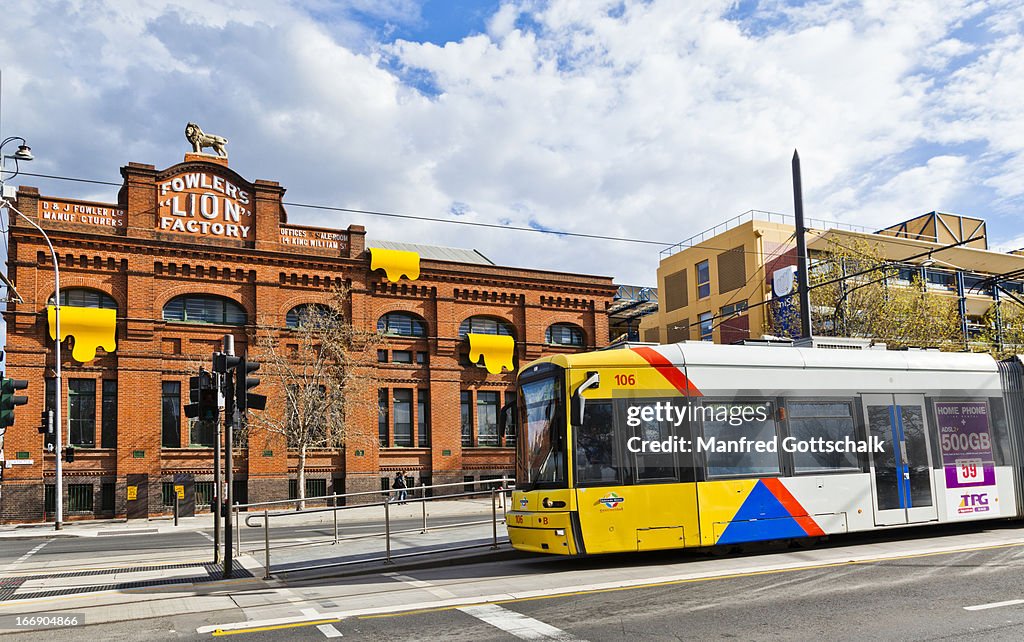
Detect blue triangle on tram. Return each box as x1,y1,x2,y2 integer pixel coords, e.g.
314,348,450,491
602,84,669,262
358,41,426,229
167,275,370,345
716,480,806,545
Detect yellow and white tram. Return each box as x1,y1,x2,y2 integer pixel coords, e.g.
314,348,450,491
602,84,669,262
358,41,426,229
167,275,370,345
504,342,1024,555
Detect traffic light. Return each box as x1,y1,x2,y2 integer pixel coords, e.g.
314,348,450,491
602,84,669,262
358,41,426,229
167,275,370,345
64,446,75,463
212,352,242,374
0,377,29,427
185,369,218,421
39,409,53,435
236,357,266,412
185,373,202,419
39,408,55,453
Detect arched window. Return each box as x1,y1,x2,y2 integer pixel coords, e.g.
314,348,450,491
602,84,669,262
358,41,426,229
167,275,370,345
459,316,514,339
378,312,426,337
163,295,246,325
49,288,117,310
286,303,335,329
546,323,584,346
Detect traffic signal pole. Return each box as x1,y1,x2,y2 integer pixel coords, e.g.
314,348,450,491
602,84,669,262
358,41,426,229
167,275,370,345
210,335,262,580
222,334,235,580
185,368,222,563
213,379,222,565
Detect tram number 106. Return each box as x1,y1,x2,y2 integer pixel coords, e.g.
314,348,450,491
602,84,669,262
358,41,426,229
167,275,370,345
614,374,636,386
513,515,549,525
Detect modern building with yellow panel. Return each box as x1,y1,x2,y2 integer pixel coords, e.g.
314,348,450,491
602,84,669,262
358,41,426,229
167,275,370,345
640,210,1022,348
640,211,812,345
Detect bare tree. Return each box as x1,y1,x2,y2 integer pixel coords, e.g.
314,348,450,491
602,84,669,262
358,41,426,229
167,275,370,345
250,287,382,508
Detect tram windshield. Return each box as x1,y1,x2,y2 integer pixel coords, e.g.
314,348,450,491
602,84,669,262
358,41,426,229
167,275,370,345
517,375,566,490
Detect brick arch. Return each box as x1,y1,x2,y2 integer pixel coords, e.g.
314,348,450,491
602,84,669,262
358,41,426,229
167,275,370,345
156,287,249,324
376,309,430,337
544,320,588,346
46,279,125,312
279,294,333,316
277,295,335,326
459,313,517,341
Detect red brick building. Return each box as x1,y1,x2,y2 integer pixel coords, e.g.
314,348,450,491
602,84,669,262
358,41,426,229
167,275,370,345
0,151,615,522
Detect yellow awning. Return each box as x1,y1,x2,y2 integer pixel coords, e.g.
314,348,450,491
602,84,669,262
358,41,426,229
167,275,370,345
369,247,420,282
468,333,515,374
48,305,117,362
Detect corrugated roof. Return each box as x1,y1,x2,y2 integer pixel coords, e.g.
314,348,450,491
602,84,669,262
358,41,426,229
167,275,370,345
366,239,494,265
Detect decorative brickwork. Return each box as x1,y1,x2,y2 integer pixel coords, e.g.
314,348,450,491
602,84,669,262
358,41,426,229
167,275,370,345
0,153,616,523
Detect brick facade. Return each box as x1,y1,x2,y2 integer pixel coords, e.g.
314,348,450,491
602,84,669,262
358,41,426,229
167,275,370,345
0,153,616,522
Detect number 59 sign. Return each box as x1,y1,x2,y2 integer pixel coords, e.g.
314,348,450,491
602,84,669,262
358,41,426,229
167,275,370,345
956,460,982,485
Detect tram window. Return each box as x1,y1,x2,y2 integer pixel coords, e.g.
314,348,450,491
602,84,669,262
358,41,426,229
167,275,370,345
701,401,780,477
574,402,621,485
627,402,678,482
788,401,859,473
522,377,566,486
988,397,1011,467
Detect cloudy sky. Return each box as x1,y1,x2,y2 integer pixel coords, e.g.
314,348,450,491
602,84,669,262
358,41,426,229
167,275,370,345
2,0,1023,286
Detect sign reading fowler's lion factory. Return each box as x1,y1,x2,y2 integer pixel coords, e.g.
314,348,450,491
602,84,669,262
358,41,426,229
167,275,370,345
20,123,367,259
157,170,253,239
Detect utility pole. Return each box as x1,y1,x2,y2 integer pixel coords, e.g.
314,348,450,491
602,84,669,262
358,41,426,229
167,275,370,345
792,149,813,340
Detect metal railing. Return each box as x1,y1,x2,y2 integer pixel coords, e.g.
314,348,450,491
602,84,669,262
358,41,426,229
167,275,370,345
659,209,874,258
235,478,514,579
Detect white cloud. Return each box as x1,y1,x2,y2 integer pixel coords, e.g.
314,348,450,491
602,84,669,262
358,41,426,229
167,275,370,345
1,0,1021,286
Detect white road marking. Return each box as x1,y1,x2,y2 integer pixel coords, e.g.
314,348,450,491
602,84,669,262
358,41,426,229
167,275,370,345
316,624,343,638
384,572,457,599
458,604,578,640
198,532,215,542
2,541,48,573
199,536,1024,635
964,598,1024,611
299,602,343,637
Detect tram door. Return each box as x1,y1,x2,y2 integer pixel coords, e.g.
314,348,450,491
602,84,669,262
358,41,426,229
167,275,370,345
862,394,938,526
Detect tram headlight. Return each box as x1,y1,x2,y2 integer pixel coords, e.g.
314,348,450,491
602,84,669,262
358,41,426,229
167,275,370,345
555,529,565,536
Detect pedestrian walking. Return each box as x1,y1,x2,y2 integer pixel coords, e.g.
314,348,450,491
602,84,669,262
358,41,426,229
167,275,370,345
393,471,408,504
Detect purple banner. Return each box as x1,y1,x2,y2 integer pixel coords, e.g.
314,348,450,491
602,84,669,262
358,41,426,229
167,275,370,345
935,401,995,488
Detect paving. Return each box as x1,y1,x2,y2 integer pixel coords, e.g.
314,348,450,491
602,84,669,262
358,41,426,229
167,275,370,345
4,497,1021,639
198,522,1024,635
0,495,509,539
0,495,513,617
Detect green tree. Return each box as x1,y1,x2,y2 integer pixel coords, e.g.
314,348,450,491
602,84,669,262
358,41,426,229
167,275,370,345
767,239,964,350
980,299,1024,358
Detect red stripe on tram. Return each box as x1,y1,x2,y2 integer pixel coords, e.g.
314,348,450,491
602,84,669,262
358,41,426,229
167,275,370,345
630,347,702,396
761,478,826,537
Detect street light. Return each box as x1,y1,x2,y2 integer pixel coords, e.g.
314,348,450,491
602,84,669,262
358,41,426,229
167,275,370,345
0,136,65,531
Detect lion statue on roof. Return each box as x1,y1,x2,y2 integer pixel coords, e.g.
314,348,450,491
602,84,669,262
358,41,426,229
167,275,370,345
185,122,228,158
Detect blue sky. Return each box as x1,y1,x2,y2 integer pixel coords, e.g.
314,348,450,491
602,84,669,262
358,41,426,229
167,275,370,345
374,0,503,44
2,0,1024,286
